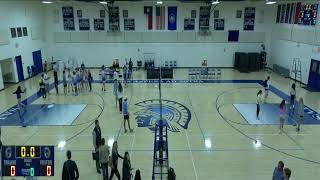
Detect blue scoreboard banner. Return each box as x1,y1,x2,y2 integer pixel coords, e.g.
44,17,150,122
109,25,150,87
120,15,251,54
298,4,318,25
243,7,255,31
62,6,75,31
184,18,195,31
94,19,105,31
79,19,90,31
1,146,54,177
214,18,225,31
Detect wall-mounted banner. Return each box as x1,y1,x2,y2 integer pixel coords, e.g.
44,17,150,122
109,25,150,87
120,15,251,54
109,7,120,31
289,3,296,24
168,6,177,30
144,6,153,30
294,3,301,24
280,4,286,23
123,10,128,18
77,10,82,18
156,6,165,30
243,7,255,31
94,19,105,31
79,19,90,31
276,5,281,23
199,6,210,31
124,18,135,31
285,3,291,23
62,6,75,31
214,18,224,31
236,10,242,18
191,10,196,18
100,10,105,18
184,18,195,30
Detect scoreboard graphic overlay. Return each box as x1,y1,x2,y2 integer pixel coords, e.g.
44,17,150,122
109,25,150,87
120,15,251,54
1,146,54,177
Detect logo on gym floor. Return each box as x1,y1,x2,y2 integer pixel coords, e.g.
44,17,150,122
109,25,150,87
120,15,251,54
135,99,191,132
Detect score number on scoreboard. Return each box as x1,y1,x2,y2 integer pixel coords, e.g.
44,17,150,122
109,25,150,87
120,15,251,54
1,146,54,177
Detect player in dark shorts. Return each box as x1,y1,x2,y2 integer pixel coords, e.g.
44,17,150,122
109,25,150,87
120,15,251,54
123,97,133,133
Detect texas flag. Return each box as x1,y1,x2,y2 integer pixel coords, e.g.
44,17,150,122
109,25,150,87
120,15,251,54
144,6,153,30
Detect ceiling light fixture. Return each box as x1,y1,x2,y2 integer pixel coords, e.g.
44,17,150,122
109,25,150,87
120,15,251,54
205,138,212,149
212,0,219,5
99,1,108,5
58,140,66,149
253,140,262,149
266,0,276,5
157,1,163,5
42,1,53,4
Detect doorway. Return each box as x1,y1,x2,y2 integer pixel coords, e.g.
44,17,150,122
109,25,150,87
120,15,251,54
308,59,320,90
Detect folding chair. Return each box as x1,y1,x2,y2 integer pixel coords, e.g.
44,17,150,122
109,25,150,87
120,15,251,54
217,68,222,79
208,68,216,79
165,61,169,67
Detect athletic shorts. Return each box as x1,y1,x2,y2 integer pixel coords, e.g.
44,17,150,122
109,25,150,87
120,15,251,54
124,115,129,120
63,83,67,87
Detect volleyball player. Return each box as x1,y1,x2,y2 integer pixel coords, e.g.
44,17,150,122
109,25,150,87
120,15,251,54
264,76,270,102
100,65,106,92
256,90,263,119
279,100,286,133
123,97,133,133
62,70,67,94
72,71,78,96
297,97,304,132
289,83,296,110
67,69,73,93
13,86,26,110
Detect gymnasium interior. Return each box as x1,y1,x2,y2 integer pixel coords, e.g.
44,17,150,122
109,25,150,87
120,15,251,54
0,0,320,179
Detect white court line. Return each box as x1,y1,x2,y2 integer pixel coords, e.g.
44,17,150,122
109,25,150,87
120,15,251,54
129,124,137,163
3,134,124,137
184,130,199,180
185,133,313,136
2,132,313,138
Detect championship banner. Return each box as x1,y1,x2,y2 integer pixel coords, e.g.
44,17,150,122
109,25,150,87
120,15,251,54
62,6,75,31
184,18,195,31
144,6,153,30
109,7,120,31
243,7,255,31
124,19,135,31
199,6,210,31
79,19,90,31
214,18,224,31
168,6,177,30
94,19,105,31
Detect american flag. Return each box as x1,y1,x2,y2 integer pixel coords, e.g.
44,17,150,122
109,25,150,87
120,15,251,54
156,6,165,30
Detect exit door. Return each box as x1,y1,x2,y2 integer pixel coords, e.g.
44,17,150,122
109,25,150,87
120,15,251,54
308,59,320,90
32,50,43,75
15,56,24,82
